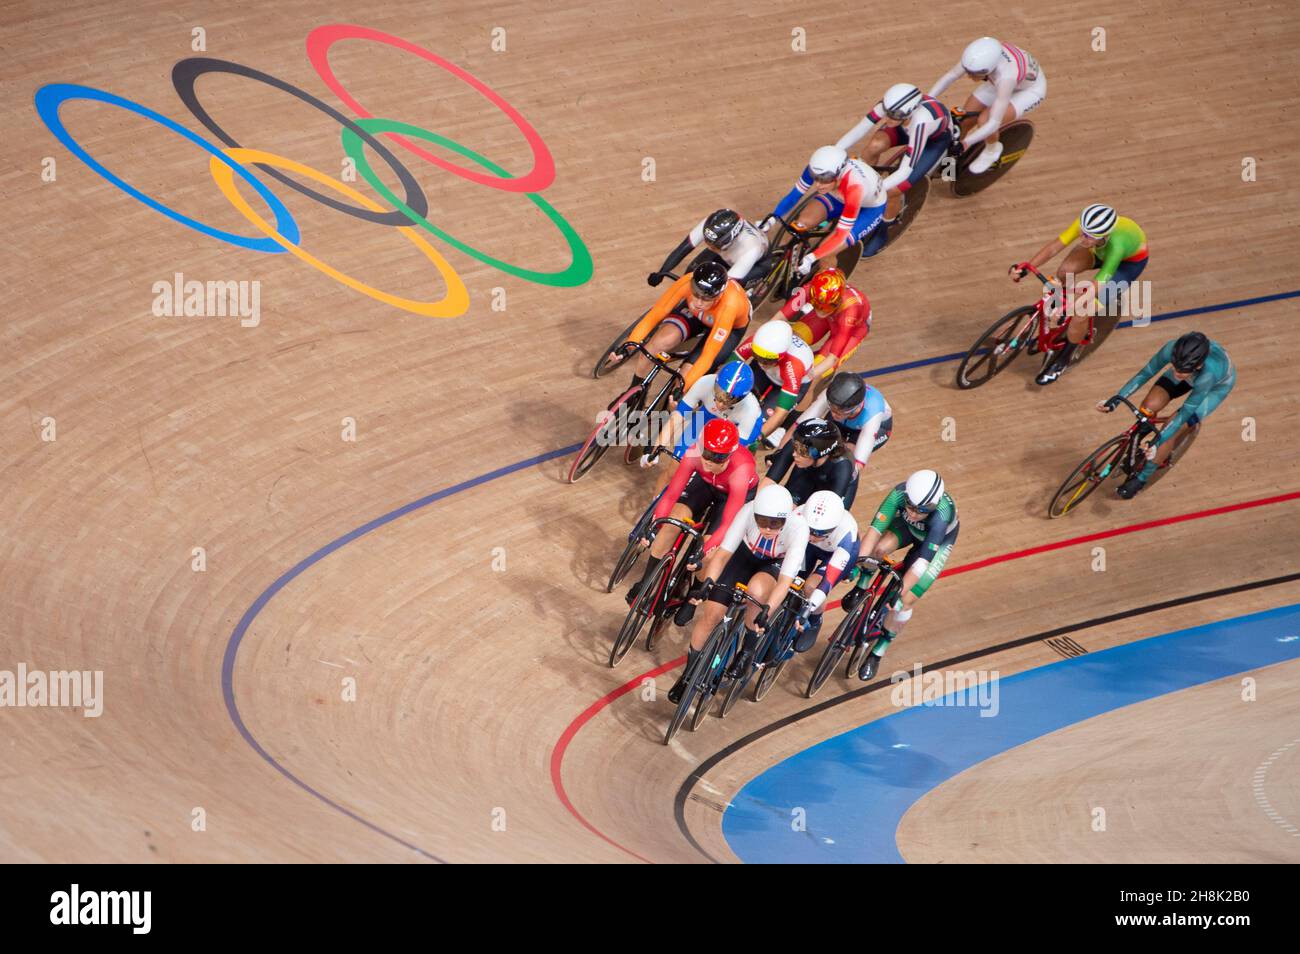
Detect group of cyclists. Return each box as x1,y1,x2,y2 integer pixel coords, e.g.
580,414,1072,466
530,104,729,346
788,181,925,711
592,35,1237,705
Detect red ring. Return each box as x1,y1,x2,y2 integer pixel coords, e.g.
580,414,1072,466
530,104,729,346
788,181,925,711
306,24,555,193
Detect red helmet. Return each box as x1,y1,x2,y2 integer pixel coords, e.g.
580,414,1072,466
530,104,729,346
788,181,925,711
808,269,846,310
701,418,740,459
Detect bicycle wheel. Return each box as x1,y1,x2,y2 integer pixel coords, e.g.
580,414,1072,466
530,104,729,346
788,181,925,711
806,606,859,698
606,538,643,595
665,624,722,744
1071,314,1121,370
1146,424,1200,489
951,120,1034,197
860,170,930,262
955,305,1037,389
1048,433,1129,518
592,315,644,379
692,627,739,730
609,554,668,667
647,538,697,651
568,386,640,483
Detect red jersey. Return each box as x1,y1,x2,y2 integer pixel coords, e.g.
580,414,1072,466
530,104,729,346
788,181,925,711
654,445,758,552
780,281,871,362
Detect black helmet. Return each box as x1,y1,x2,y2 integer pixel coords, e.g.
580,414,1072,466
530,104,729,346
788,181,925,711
702,209,743,249
1171,332,1210,373
690,260,729,299
793,418,841,459
826,372,866,411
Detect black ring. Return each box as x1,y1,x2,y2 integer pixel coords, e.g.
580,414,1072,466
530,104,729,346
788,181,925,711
172,57,428,226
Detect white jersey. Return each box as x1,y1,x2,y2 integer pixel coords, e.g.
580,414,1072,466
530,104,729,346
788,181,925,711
687,217,769,281
930,41,1044,146
679,374,764,445
720,501,810,579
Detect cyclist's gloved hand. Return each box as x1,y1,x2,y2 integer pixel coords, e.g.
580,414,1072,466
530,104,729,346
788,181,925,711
687,579,713,604
758,215,776,232
797,252,817,277
647,272,665,287
807,589,827,614
1101,394,1124,413
639,447,662,469
1009,262,1031,281
754,608,770,632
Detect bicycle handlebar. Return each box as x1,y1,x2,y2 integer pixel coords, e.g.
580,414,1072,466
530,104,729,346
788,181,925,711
649,516,702,538
616,340,687,386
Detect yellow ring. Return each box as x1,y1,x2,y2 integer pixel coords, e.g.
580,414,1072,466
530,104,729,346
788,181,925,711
208,147,469,317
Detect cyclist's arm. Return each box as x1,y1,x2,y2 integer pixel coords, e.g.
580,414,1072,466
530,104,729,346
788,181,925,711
822,458,856,499
964,75,1015,146
653,457,696,521
811,186,865,260
735,399,765,446
771,170,813,220
704,458,756,551
836,108,883,153
853,410,887,470
765,441,795,482
1156,375,1233,448
727,243,764,281
795,391,831,426
1118,340,1177,401
716,503,751,555
818,302,869,370
870,487,906,533
656,235,694,277
770,526,811,614
1093,242,1127,287
928,63,964,98
819,532,861,593
627,275,691,343
683,297,744,392
880,115,938,193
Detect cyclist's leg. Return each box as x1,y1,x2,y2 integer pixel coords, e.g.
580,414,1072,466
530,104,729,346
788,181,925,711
864,525,957,672
633,313,688,378
796,193,841,231
859,124,905,165
1096,257,1149,319
1137,375,1192,475
841,529,903,611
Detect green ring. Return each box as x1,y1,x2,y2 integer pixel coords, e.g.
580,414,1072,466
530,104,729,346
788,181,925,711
341,118,592,288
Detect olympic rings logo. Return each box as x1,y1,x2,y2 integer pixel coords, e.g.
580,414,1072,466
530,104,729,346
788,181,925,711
34,23,593,318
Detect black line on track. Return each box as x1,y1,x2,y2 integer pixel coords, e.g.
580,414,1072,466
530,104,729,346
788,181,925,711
673,570,1300,863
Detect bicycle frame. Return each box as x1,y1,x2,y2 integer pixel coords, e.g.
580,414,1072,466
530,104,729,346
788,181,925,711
1014,264,1095,354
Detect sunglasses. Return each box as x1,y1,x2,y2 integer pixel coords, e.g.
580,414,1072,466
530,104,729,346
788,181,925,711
905,503,936,517
754,514,785,531
701,448,732,464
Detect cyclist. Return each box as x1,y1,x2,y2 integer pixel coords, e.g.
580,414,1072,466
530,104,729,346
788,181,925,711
615,260,752,393
789,372,893,477
1099,331,1235,499
764,418,858,507
648,208,771,287
1011,204,1149,384
840,470,957,681
761,146,887,277
782,490,861,660
837,83,955,226
734,319,815,443
667,483,810,704
930,36,1046,175
625,418,756,607
641,360,762,492
777,268,872,381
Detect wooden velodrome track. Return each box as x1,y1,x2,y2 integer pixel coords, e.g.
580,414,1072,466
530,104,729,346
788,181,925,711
3,0,1298,863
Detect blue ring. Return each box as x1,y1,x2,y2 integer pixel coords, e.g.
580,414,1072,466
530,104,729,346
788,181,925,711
34,83,300,253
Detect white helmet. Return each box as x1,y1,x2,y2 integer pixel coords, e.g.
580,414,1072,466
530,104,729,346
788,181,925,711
1080,203,1117,239
961,37,1002,75
802,490,846,534
882,83,923,121
753,483,794,520
750,320,793,360
808,145,847,182
904,470,945,513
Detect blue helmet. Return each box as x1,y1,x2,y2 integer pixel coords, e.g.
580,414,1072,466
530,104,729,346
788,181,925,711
715,360,754,398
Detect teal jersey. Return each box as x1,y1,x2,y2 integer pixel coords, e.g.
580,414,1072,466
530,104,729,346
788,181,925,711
1119,339,1235,447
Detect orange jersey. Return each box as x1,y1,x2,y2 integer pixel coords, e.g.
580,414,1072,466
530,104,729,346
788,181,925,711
627,275,752,392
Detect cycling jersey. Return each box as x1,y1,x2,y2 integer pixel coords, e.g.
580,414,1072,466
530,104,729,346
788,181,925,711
771,157,886,258
800,511,861,603
765,448,857,506
627,273,752,392
781,280,872,369
735,335,815,412
654,445,758,551
1058,215,1148,286
657,217,770,283
931,41,1045,146
717,501,811,580
836,95,953,194
871,484,958,598
1118,339,1235,448
674,373,764,453
799,383,892,470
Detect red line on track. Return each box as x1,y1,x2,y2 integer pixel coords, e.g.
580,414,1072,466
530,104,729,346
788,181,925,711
550,489,1300,862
